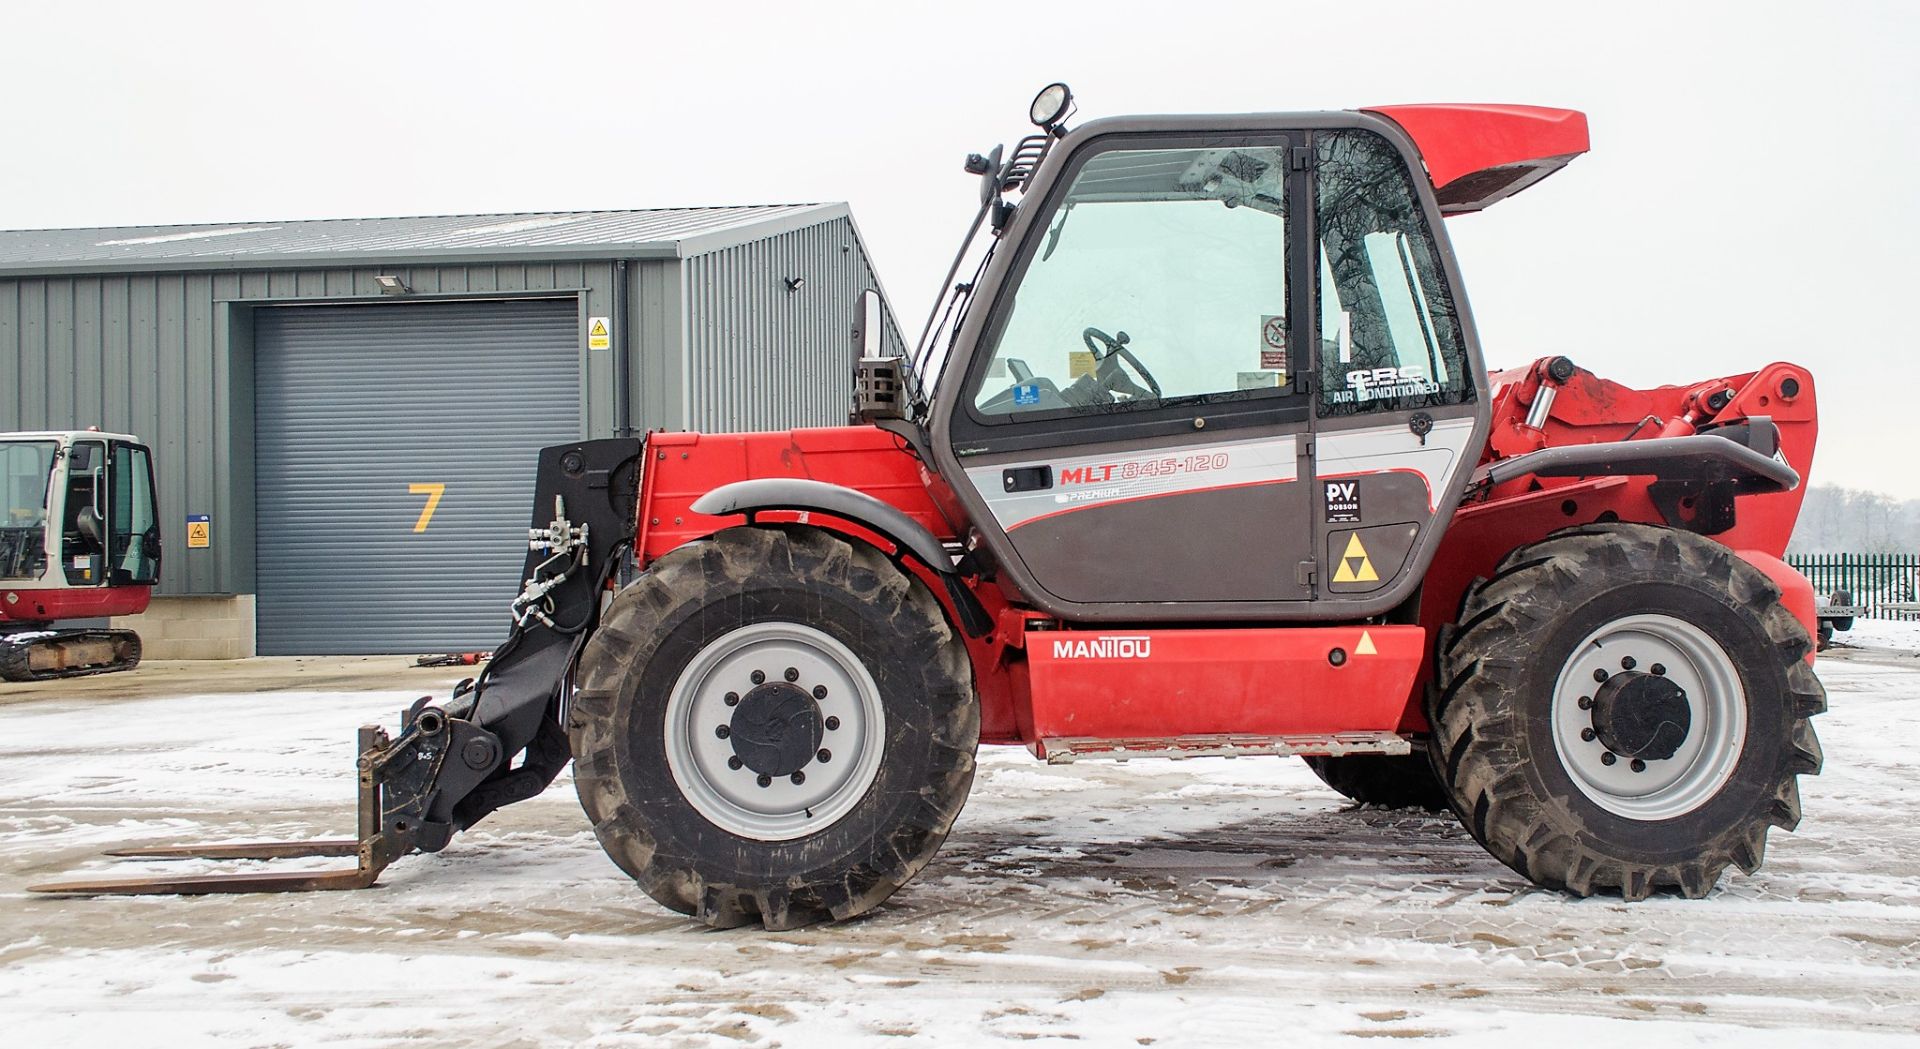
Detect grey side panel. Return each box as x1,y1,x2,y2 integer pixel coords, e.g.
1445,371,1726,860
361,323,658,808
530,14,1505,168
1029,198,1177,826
963,431,1311,605
253,299,580,654
1007,484,1307,603
1314,416,1476,512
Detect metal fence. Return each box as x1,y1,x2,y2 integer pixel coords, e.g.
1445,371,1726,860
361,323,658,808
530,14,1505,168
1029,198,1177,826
1787,553,1920,620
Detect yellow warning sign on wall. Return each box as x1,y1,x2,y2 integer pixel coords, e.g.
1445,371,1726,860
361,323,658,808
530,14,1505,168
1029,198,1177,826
587,316,611,350
186,514,211,549
1332,533,1378,584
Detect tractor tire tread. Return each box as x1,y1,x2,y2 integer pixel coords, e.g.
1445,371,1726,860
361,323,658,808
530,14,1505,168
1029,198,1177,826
568,525,977,931
1430,522,1825,901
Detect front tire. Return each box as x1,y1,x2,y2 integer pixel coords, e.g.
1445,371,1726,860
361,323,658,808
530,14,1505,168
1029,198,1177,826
568,526,978,930
1432,523,1825,900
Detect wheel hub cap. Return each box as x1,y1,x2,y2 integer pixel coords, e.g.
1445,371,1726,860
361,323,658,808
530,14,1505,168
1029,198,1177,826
730,683,824,777
1590,672,1691,760
662,621,887,841
1549,613,1748,820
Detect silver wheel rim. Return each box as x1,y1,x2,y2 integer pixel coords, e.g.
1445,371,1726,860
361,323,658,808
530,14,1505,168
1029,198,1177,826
1549,613,1748,821
662,621,886,841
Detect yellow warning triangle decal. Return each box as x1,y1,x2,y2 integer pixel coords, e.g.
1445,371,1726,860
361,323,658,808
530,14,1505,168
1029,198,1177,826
1331,533,1379,584
1355,630,1377,656
589,319,609,337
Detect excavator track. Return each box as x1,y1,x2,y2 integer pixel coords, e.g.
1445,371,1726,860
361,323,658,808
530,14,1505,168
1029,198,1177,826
0,628,142,682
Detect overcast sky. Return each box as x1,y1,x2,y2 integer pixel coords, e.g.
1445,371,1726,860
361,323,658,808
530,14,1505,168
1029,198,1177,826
5,1,1916,497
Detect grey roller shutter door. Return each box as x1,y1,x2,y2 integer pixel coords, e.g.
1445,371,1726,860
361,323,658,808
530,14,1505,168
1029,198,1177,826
255,299,581,655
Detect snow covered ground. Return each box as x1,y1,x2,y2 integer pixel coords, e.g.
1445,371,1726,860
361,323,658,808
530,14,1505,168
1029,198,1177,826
3,641,1919,1048
1839,615,1920,653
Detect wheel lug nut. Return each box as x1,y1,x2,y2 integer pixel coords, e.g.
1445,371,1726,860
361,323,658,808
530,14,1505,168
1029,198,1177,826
817,748,832,763
824,716,840,731
757,774,772,788
1577,696,1593,710
812,685,828,700
1650,663,1667,676
1620,656,1637,670
1592,668,1609,683
784,667,800,682
1581,728,1596,742
750,670,766,685
1601,752,1617,766
724,691,740,707
727,756,744,770
790,771,806,785
1630,758,1647,773
715,725,730,739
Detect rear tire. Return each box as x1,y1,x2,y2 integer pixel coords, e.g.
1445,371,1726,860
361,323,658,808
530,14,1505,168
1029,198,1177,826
1301,754,1449,811
1432,523,1825,900
568,526,978,930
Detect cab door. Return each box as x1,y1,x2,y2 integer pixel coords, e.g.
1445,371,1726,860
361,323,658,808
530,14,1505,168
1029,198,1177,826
940,132,1318,613
1306,128,1483,613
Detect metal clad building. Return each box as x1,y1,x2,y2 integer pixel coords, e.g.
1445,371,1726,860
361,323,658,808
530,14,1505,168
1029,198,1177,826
0,205,901,655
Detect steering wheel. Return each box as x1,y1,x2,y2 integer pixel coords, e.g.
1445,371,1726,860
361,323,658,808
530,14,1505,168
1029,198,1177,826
1081,327,1163,400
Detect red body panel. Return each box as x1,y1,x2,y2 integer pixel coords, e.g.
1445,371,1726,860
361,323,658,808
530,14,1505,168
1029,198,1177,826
1364,104,1589,213
1403,361,1821,731
1026,626,1423,741
0,585,152,625
1730,549,1820,664
630,427,1038,741
636,359,1820,751
635,427,958,562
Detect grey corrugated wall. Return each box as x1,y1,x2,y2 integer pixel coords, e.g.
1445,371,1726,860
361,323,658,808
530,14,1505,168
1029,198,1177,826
682,216,905,431
0,216,895,603
0,262,624,597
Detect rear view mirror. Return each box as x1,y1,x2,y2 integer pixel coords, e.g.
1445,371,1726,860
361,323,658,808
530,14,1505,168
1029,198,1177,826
852,289,885,359
850,289,904,423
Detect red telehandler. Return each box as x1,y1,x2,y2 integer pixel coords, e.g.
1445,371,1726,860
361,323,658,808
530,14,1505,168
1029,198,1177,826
37,86,1825,930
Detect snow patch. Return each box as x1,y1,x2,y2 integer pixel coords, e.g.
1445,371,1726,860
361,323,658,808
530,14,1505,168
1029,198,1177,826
449,216,584,237
96,227,277,246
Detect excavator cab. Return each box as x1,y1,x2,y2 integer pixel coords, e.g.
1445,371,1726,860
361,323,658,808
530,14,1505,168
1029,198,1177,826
0,431,160,681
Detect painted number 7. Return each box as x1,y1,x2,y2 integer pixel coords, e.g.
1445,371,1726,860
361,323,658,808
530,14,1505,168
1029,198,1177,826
409,483,445,533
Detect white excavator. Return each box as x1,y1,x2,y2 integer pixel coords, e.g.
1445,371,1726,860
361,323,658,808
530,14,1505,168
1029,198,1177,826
0,430,160,681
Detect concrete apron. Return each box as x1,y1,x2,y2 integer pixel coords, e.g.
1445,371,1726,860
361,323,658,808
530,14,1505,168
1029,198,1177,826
0,655,473,706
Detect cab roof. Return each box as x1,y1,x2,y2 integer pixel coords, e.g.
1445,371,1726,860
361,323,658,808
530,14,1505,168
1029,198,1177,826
1,430,141,444
1362,104,1589,215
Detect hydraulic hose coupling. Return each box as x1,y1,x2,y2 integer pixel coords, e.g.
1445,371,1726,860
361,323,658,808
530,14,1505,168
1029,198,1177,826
1524,355,1576,431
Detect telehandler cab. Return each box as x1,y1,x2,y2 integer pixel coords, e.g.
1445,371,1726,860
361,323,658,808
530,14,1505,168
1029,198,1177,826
37,85,1825,929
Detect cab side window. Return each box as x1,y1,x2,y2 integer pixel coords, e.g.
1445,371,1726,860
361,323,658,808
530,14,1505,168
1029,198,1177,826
1316,130,1473,415
972,145,1294,418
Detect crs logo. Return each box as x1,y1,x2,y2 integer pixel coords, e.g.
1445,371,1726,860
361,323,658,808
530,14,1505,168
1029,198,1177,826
1051,635,1153,659
1346,364,1428,394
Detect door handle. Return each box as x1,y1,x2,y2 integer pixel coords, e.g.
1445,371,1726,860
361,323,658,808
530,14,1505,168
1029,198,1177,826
1002,466,1052,493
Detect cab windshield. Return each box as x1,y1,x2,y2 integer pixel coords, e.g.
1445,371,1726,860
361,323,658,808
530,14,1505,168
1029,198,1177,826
1,440,56,581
